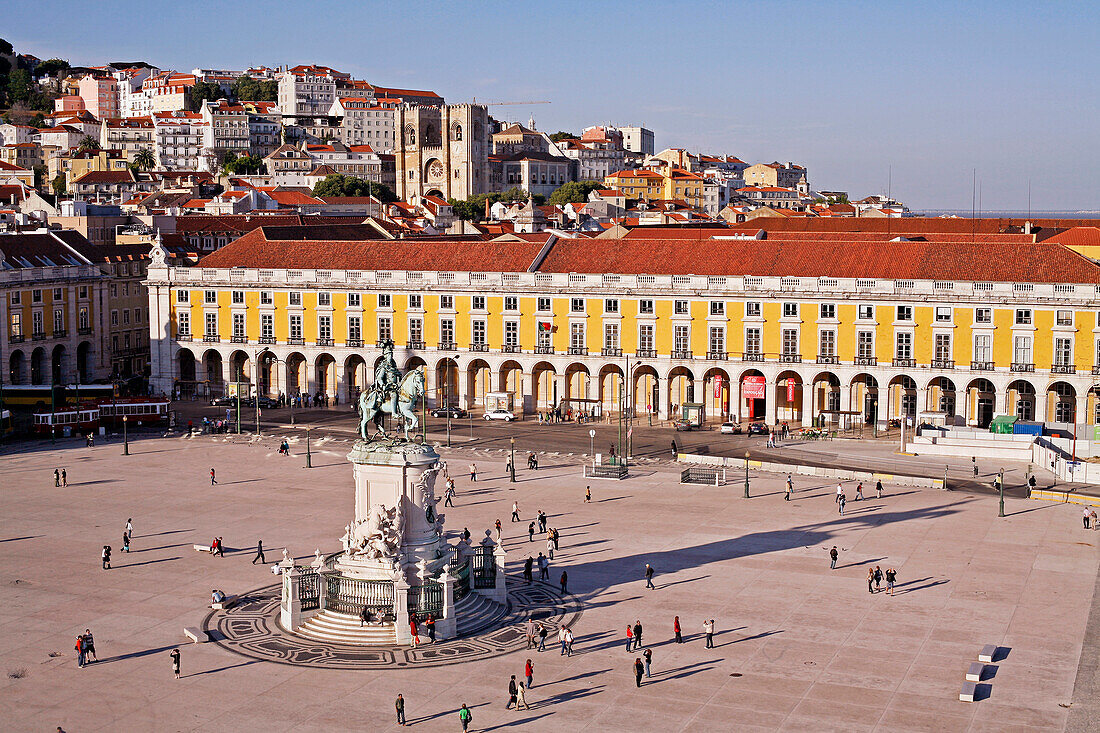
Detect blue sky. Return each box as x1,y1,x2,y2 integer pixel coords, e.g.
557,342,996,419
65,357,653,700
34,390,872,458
7,0,1099,210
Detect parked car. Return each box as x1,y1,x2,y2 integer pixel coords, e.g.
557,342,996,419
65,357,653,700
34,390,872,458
673,419,693,431
210,396,237,406
484,409,516,422
720,422,742,434
747,422,769,435
245,396,279,409
430,406,468,419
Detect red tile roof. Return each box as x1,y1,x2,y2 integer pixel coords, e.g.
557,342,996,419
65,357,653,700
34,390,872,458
1042,227,1100,246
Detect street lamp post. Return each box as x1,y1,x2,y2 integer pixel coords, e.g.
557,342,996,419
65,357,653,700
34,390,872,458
589,428,596,464
744,451,750,498
510,436,516,483
305,426,312,468
998,467,1005,517
122,415,129,455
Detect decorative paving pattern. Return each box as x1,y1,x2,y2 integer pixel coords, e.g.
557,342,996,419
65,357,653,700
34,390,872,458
204,576,582,669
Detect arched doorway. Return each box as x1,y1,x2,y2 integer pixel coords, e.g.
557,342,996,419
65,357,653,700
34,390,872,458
927,377,957,422
1046,382,1077,424
202,349,223,388
315,353,336,399
345,355,367,404
498,360,524,413
701,367,730,420
76,342,92,383
775,370,804,425
531,361,556,410
51,344,67,385
738,369,765,422
467,358,492,408
811,372,841,427
1006,379,1036,421
9,350,26,384
229,350,250,384
286,352,307,397
850,373,879,426
633,364,659,417
565,363,591,401
888,375,917,424
258,351,279,397
599,364,623,415
436,357,459,408
966,378,996,428
176,349,197,398
667,366,694,418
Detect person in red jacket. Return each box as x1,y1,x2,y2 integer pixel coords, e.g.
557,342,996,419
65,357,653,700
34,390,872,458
674,615,682,643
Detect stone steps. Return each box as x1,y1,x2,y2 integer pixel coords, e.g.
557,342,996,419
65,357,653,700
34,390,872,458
455,592,508,637
296,610,397,645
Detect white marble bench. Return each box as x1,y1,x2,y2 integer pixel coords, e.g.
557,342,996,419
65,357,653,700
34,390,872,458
183,627,206,643
210,594,238,610
193,544,212,552
966,662,984,681
959,680,977,702
978,645,997,663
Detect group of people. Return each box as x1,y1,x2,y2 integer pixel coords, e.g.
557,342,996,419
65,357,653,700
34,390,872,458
536,407,596,425
835,480,884,514
866,566,899,595
52,468,68,487
408,614,438,645
208,536,225,556
73,629,96,667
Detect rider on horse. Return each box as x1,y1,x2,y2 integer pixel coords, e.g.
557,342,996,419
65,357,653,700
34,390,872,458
372,339,402,412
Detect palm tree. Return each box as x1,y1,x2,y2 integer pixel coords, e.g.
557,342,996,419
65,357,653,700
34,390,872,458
76,135,100,153
133,148,156,171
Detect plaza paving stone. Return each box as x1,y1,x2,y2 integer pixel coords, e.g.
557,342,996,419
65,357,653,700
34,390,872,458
1,432,1098,731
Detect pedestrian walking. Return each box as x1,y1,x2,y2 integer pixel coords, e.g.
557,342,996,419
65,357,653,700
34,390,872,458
528,522,535,542
538,622,547,652
585,486,591,503
972,456,978,477
395,694,407,726
537,510,547,533
525,619,536,649
516,681,531,711
786,474,793,501
469,463,477,481
54,468,60,487
458,703,473,732
210,468,217,485
252,539,265,564
551,528,560,550
874,565,883,592
1085,507,1093,530
855,483,864,501
836,483,843,503
61,469,67,487
538,552,549,581
494,518,502,539
83,629,96,662
122,532,130,553
829,546,838,569
560,570,568,594
426,613,436,643
1092,509,1099,531
558,626,567,655
409,617,420,647
867,568,875,593
876,480,883,499
838,494,846,515
507,674,518,709
564,627,574,656
170,648,181,679
125,518,133,538
512,502,521,522
528,453,537,470
644,563,655,589
101,545,111,570
214,536,225,557
444,480,456,507
462,527,471,542
546,535,554,560
625,624,634,651
643,648,652,678
885,567,897,595
634,657,645,687
523,557,533,584
75,635,85,668
674,615,683,643
703,619,715,648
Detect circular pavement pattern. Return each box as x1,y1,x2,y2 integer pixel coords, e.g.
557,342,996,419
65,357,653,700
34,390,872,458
204,576,583,669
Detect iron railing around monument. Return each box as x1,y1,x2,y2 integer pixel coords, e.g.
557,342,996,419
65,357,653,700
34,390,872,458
325,574,395,615
406,580,444,617
299,568,320,611
447,547,472,601
472,545,497,589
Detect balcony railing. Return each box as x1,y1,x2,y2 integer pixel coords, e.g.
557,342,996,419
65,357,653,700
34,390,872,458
741,352,763,362
469,343,489,352
317,337,334,347
203,334,220,343
502,344,520,353
709,351,729,361
534,345,555,354
259,336,276,344
931,359,955,369
568,346,588,355
854,356,877,366
176,333,192,342
407,340,425,350
78,327,93,335
31,332,47,341
601,347,622,357
892,357,916,368
438,341,457,351
779,353,802,363
346,338,363,348
1011,362,1035,373
1092,366,1100,375
635,349,657,359
970,361,993,371
288,337,305,345
816,355,838,364
231,335,248,343
9,334,24,344
1051,364,1076,375
52,329,67,339
671,349,692,360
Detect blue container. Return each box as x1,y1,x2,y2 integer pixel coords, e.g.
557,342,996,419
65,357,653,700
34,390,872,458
1012,421,1042,436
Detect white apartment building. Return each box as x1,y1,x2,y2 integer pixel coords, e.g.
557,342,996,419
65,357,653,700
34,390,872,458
0,123,36,146
143,73,196,115
153,111,206,171
114,66,158,118
247,102,282,159
278,68,338,116
331,97,397,152
100,117,155,159
619,125,654,155
201,100,251,170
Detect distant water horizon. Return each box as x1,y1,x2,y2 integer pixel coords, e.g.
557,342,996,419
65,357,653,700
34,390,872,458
914,210,1100,219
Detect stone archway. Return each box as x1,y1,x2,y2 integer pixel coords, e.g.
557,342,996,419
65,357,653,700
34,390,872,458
633,364,660,417
8,349,26,385
286,352,308,397
76,342,92,383
927,376,958,422
229,350,251,384
436,357,459,408
738,368,765,422
531,361,557,410
51,344,67,385
466,358,492,409
667,365,694,418
565,362,591,402
203,349,224,388
498,360,524,413
850,373,879,426
887,375,917,424
1006,379,1036,421
701,366,730,421
30,347,45,385
177,348,197,383
345,355,367,404
599,364,623,415
965,378,996,428
810,372,841,427
1046,381,1077,424
775,369,804,425
314,353,336,399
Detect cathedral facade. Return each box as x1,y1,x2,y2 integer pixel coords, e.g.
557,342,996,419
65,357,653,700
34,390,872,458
393,104,490,202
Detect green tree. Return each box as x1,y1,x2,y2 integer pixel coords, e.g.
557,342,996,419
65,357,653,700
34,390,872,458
77,135,100,153
188,80,226,108
6,68,33,104
51,174,66,196
132,147,156,171
547,180,603,205
549,131,578,143
35,58,69,77
224,153,265,175
311,174,397,202
231,75,278,102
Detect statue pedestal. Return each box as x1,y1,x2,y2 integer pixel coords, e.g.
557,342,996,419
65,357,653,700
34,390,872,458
343,440,445,584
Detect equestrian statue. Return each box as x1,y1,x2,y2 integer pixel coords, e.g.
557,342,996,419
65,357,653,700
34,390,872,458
357,339,425,441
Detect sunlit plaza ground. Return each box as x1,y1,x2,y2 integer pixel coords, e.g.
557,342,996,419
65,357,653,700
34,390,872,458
2,431,1098,732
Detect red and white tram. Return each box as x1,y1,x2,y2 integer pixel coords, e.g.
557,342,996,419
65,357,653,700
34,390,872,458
96,397,170,427
32,407,100,437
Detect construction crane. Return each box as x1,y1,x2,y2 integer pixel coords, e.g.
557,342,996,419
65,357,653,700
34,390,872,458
469,99,551,106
